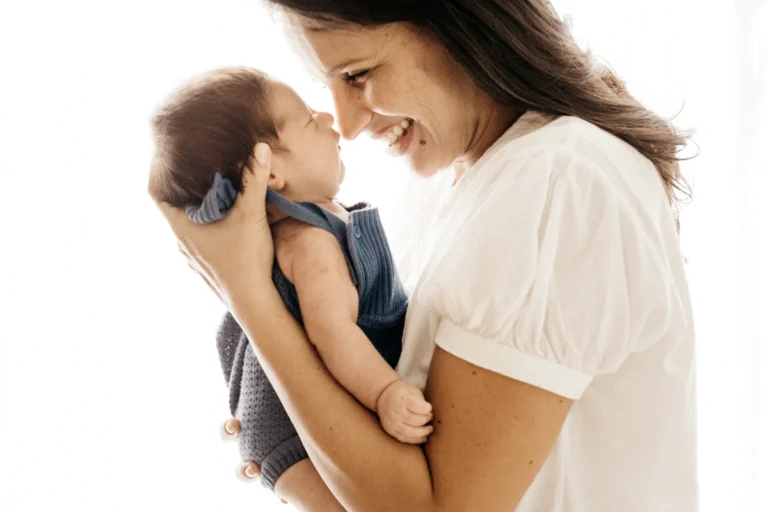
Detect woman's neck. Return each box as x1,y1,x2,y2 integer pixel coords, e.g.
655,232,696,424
460,103,521,170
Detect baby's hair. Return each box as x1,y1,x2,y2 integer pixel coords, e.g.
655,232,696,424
148,67,282,207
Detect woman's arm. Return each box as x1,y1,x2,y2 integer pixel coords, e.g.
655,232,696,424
275,459,347,512
234,286,573,512
158,145,574,511
234,286,432,510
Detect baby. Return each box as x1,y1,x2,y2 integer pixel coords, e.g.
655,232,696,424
148,67,432,490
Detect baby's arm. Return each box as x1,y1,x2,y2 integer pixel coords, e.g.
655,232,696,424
277,224,432,443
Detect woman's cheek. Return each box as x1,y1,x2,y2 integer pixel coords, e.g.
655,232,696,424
367,79,406,117
363,82,376,107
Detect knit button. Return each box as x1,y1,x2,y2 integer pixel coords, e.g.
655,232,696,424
237,461,261,483
220,418,240,441
353,226,362,239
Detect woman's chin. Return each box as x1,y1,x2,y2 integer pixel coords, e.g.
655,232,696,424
407,155,445,179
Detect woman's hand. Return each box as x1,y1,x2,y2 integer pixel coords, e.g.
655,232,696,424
156,143,275,311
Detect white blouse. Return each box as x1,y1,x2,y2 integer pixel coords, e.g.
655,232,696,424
396,111,697,511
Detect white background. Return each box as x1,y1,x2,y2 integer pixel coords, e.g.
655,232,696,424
0,0,765,510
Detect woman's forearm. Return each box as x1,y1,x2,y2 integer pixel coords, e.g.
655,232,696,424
232,286,435,512
275,459,347,511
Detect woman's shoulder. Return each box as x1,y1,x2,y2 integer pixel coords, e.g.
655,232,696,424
473,112,665,213
489,113,647,173
437,112,675,276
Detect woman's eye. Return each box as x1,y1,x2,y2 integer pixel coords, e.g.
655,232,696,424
344,69,371,85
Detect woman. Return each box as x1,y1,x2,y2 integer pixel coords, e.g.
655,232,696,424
159,1,696,510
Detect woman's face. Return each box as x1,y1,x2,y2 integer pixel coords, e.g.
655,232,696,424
289,20,503,177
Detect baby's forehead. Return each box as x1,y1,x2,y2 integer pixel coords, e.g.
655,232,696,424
268,81,310,124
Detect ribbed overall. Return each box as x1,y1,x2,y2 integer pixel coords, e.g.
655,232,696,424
214,190,408,489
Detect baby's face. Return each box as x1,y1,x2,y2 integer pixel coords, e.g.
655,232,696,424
268,82,345,203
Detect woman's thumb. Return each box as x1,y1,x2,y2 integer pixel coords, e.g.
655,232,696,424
250,142,271,186
239,142,272,210
254,142,271,169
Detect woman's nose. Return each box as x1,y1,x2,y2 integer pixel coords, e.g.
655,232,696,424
330,84,369,140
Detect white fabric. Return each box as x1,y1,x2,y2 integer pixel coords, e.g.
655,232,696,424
396,111,697,511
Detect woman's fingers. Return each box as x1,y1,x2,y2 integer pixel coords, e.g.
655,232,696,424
220,418,241,441
156,201,194,240
197,267,223,302
154,142,272,238
237,461,261,482
233,143,272,218
180,242,223,299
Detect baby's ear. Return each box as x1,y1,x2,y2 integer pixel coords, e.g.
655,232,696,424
268,171,285,191
267,157,286,191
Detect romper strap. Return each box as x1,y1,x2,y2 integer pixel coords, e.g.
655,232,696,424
266,189,346,242
266,190,357,285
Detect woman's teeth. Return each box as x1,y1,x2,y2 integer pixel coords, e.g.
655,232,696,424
386,119,412,145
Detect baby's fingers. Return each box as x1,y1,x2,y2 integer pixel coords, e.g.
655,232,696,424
397,424,434,444
403,409,433,427
406,394,433,415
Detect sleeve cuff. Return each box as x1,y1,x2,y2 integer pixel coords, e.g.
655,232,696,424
435,320,593,400
259,435,309,491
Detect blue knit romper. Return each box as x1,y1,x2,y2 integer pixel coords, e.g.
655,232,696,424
215,190,408,490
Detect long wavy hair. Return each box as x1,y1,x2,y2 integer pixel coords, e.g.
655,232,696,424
269,0,692,218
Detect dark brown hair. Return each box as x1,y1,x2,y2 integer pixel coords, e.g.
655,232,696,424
270,0,692,211
148,67,281,207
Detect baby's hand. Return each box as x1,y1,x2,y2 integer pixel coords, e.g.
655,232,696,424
376,379,434,444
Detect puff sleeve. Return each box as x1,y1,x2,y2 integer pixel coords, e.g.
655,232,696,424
419,148,677,399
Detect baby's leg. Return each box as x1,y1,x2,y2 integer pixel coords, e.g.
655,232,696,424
218,315,312,491
275,459,346,511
